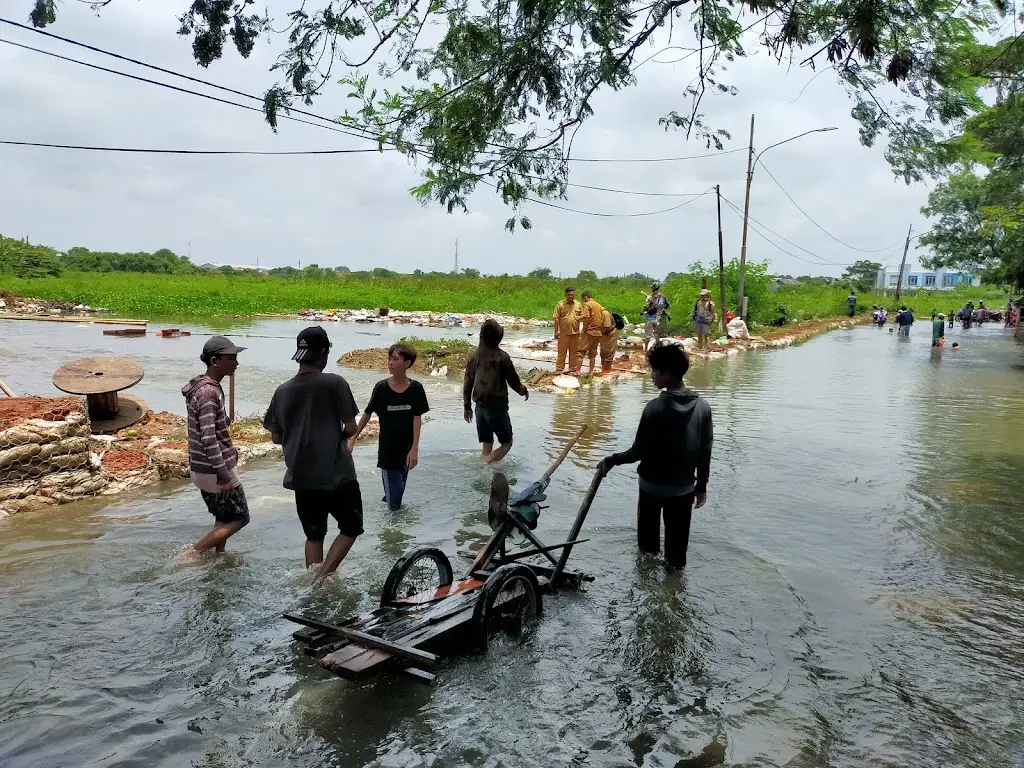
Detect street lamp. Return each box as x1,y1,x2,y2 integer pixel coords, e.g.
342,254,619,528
736,119,838,318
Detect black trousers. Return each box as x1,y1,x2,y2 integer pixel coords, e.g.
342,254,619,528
637,489,695,569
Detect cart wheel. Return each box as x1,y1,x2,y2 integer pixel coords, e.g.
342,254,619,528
471,564,542,650
380,546,454,607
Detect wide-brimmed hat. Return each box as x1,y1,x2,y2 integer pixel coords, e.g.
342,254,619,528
699,288,711,297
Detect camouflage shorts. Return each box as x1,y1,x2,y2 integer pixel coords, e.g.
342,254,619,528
200,485,250,526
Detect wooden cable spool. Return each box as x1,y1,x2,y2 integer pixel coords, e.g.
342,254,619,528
52,356,149,433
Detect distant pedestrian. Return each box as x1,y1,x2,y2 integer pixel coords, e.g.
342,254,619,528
847,291,857,317
599,307,622,374
553,287,583,374
642,283,671,353
263,327,362,583
691,289,716,349
578,290,606,374
181,335,249,557
349,343,429,511
598,344,713,571
932,314,946,347
896,305,914,337
961,301,973,329
464,319,529,465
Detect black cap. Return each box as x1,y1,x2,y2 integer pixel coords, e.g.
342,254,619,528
202,335,246,358
292,326,331,362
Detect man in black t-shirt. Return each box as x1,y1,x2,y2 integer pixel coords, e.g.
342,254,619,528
349,343,429,510
263,326,362,584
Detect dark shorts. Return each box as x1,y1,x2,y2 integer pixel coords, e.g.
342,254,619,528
293,481,364,542
475,405,513,445
200,485,250,527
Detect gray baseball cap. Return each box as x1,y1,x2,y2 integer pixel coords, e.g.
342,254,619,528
202,335,246,357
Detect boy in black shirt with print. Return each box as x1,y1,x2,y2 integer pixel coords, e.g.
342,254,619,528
598,344,713,570
349,343,429,510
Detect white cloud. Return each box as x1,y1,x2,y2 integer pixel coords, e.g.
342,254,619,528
0,3,935,277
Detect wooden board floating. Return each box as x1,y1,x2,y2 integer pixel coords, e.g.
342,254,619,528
103,328,147,337
0,314,148,325
155,328,191,337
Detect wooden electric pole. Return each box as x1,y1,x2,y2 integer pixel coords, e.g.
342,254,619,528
716,185,727,334
737,114,755,319
894,224,913,300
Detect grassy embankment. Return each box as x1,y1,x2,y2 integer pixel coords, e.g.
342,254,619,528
0,271,1011,331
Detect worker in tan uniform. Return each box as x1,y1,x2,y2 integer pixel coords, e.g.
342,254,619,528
553,286,583,374
577,290,605,375
599,307,620,374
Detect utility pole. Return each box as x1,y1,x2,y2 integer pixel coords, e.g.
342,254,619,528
737,114,755,319
716,185,727,335
894,224,912,300
454,239,459,275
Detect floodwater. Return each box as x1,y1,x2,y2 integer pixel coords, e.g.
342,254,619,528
1,317,1023,768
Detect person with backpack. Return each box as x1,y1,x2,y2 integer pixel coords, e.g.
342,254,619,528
642,283,671,353
691,289,716,350
599,307,623,374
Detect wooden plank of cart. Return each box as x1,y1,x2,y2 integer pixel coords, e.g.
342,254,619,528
283,424,604,685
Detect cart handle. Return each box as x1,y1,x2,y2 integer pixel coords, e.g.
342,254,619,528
542,424,587,483
550,468,604,587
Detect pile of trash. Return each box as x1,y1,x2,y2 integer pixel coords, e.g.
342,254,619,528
0,291,111,316
298,307,550,329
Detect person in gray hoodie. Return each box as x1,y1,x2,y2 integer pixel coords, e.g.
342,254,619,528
181,335,248,556
598,344,713,570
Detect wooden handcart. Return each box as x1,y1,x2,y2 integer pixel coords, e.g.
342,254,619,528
284,425,604,685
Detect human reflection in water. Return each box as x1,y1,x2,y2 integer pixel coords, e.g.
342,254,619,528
547,380,615,469
612,556,724,767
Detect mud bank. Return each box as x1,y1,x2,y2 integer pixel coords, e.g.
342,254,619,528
0,397,381,519
337,316,869,394
282,307,550,329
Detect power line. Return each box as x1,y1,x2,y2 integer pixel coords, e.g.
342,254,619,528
720,194,848,267
486,182,714,218
755,159,906,253
0,17,753,166
0,139,389,155
0,138,725,199
720,199,848,268
0,38,393,146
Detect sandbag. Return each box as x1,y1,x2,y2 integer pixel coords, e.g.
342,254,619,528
726,318,750,340
37,438,91,462
0,443,42,470
0,427,42,447
0,481,39,502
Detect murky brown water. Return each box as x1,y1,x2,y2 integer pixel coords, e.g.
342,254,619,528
1,317,1023,767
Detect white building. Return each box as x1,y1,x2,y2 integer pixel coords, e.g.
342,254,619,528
875,264,979,291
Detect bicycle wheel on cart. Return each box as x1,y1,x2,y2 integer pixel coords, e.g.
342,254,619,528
380,546,454,607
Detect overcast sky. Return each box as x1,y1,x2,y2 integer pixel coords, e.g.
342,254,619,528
0,3,937,277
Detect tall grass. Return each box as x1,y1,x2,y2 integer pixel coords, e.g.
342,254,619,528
0,271,719,322
0,270,1012,328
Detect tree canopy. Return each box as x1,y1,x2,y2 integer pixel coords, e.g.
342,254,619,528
919,40,1024,288
842,260,883,292
27,0,1017,227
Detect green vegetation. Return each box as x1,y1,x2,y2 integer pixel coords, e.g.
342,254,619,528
2,262,1010,331
919,79,1024,287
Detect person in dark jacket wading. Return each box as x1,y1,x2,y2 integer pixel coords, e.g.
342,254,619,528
181,335,249,557
598,344,713,570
